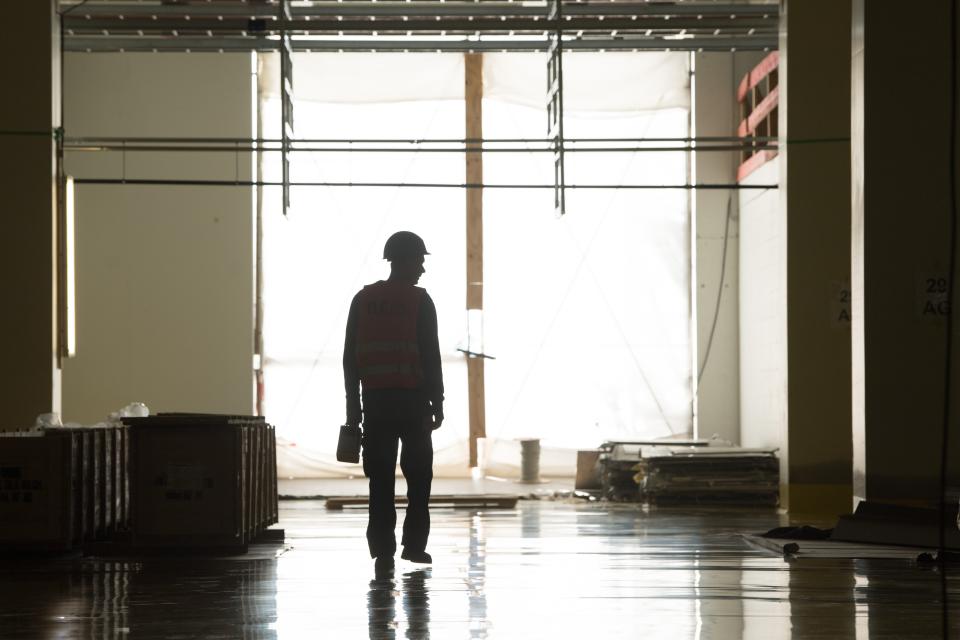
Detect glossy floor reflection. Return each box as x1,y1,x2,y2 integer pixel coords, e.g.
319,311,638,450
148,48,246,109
2,501,960,638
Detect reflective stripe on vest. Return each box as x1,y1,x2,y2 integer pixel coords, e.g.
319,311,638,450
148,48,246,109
356,341,421,356
355,281,425,390
358,363,422,378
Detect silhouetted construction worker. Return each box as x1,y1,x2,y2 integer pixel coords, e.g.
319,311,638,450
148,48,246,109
344,231,444,575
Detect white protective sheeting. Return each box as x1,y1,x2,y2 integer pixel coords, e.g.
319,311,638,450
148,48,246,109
262,52,689,112
483,52,690,112
261,53,692,478
481,100,692,477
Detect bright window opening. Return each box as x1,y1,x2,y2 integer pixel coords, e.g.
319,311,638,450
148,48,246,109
260,52,692,477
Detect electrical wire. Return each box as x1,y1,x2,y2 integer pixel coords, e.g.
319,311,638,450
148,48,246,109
696,194,732,385
939,2,958,637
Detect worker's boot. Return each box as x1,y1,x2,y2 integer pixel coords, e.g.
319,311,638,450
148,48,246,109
374,556,395,577
400,549,432,564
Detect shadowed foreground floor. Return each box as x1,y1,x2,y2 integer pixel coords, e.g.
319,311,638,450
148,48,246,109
1,500,959,638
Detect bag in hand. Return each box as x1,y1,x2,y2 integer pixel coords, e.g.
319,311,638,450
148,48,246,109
337,423,363,463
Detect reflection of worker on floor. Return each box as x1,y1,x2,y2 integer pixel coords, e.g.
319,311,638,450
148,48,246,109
367,569,431,639
344,231,444,575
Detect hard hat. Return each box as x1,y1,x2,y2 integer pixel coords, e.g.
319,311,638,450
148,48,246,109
383,231,430,261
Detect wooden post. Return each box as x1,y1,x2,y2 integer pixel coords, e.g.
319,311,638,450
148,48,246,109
464,53,486,468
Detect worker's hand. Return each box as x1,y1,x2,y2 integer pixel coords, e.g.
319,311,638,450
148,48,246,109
422,401,443,431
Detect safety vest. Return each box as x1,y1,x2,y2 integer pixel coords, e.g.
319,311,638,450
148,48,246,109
355,281,425,390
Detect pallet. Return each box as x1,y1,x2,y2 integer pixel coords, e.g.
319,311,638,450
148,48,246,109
325,494,518,510
82,528,285,557
124,414,278,549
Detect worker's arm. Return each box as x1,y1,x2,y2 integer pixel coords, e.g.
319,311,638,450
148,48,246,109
419,292,444,429
343,294,362,426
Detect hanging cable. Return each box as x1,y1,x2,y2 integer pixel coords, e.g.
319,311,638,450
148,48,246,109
697,193,732,385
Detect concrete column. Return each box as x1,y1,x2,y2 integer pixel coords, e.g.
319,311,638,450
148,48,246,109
851,1,960,506
779,0,852,514
694,52,763,445
0,1,62,430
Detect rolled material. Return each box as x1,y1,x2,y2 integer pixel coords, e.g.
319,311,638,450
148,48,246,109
520,438,541,484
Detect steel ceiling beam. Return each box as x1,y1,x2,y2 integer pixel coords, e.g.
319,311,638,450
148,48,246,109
60,1,778,51
60,2,779,19
71,177,777,190
64,35,776,52
65,17,775,33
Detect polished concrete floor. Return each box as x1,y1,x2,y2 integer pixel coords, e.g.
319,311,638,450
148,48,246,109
278,476,575,499
2,500,960,638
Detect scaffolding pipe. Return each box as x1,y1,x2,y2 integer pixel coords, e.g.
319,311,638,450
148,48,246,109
71,178,777,190
64,144,776,153
62,135,779,144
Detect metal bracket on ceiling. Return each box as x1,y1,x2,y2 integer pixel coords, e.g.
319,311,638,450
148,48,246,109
546,0,565,216
280,0,295,216
457,348,496,360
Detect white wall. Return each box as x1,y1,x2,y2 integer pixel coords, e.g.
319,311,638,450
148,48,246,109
61,53,255,423
738,159,785,452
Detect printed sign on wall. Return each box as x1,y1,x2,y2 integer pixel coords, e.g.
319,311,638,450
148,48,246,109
918,274,950,320
831,281,851,328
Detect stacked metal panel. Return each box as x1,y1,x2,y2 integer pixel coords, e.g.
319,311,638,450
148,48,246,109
123,414,278,550
598,441,779,505
60,424,130,543
598,440,710,501
0,423,129,551
634,446,779,505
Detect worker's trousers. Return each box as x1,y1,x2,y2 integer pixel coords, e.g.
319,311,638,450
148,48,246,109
362,418,433,558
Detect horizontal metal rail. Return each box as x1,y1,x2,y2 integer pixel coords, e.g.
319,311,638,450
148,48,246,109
66,18,775,33
63,135,777,154
64,35,777,52
63,136,778,144
72,178,777,190
65,144,775,153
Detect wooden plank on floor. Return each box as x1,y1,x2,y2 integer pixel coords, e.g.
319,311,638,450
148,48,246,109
325,494,518,510
741,533,932,559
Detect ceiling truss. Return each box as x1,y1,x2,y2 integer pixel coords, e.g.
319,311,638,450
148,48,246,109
57,1,780,201
60,1,779,53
